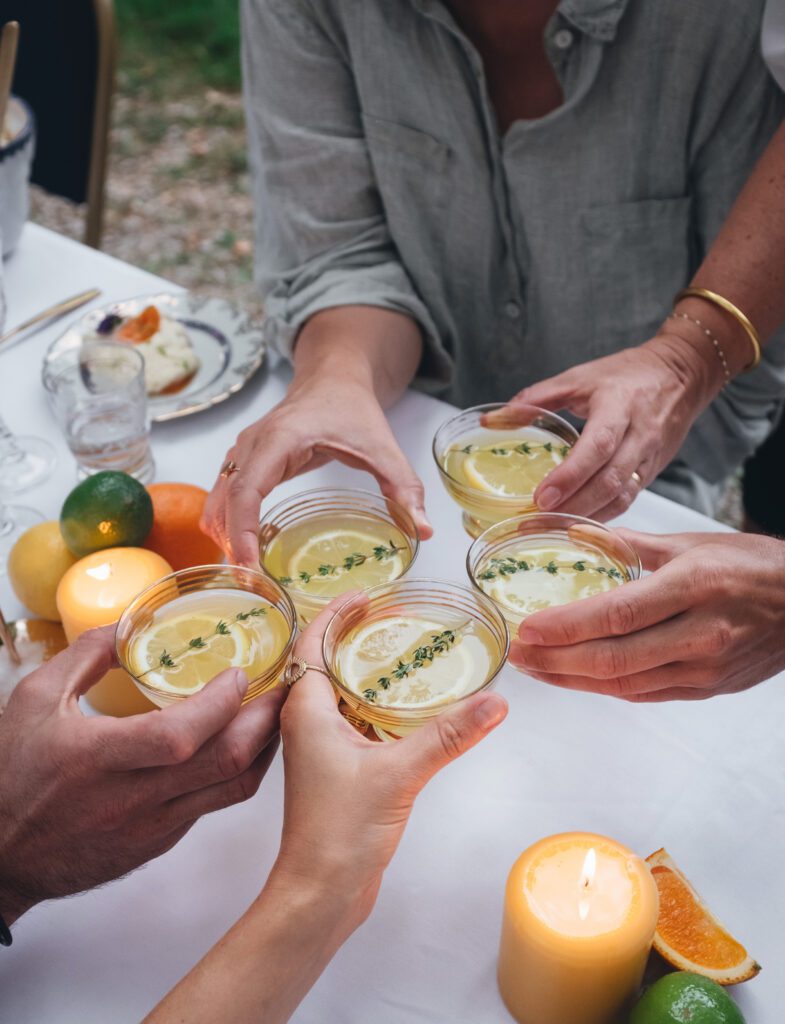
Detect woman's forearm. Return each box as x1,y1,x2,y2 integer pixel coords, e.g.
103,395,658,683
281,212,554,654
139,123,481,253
674,120,785,369
291,305,423,408
144,868,365,1024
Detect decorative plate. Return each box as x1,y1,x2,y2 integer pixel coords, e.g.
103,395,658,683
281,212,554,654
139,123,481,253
43,292,266,422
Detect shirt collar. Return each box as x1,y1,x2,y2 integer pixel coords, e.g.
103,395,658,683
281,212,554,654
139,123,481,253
558,0,631,43
410,0,631,44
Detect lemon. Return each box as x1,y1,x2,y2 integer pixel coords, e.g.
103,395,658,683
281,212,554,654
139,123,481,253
288,528,405,596
341,616,476,707
463,445,565,497
630,973,746,1024
7,522,79,621
60,471,153,558
130,611,251,696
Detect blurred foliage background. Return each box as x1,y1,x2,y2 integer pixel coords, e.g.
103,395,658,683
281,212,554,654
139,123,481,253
117,0,242,88
32,0,260,315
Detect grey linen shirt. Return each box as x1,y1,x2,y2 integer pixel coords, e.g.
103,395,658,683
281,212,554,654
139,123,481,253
243,0,785,513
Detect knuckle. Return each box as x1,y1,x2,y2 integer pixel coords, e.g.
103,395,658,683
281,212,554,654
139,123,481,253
215,736,254,782
701,621,732,657
436,718,467,761
591,427,618,461
606,594,640,636
157,721,199,765
592,643,627,679
599,465,625,500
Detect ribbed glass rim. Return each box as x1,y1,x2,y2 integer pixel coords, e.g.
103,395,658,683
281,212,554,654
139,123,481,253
432,401,580,497
466,512,642,594
258,486,420,596
115,563,298,702
322,576,510,726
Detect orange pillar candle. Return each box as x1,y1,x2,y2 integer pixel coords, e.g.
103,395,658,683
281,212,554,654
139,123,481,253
498,833,659,1024
56,547,173,717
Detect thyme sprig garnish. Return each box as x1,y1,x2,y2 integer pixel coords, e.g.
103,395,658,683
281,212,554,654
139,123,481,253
454,441,571,458
478,557,627,583
279,540,405,588
361,623,469,704
138,606,267,677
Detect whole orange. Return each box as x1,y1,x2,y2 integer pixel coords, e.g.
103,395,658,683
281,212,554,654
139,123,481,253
144,483,224,571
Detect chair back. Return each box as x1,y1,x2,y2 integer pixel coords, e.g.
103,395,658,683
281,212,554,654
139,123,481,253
0,0,115,246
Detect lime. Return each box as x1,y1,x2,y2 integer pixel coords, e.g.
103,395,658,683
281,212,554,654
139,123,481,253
7,521,79,620
60,471,154,557
630,973,746,1024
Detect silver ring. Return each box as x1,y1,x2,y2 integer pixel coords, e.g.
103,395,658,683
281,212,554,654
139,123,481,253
284,655,331,686
631,470,642,487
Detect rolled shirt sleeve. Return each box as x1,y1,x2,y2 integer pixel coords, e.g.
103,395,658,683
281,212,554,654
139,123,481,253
241,0,451,387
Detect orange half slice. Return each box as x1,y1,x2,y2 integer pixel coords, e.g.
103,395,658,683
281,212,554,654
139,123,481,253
647,848,761,985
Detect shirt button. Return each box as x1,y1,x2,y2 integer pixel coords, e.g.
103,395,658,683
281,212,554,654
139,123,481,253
553,28,574,50
504,301,521,320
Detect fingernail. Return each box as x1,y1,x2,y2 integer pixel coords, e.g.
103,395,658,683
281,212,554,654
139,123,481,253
474,694,507,730
537,486,561,511
518,625,543,644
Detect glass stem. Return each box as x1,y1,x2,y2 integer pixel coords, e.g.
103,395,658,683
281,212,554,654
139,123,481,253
0,501,13,538
0,416,24,467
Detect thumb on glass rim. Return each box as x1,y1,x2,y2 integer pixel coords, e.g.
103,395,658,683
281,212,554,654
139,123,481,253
614,528,695,571
395,691,508,785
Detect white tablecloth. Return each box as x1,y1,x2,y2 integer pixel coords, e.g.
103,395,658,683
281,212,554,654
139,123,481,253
0,224,781,1023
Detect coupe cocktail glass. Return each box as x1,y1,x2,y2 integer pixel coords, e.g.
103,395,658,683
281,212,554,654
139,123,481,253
322,578,509,741
467,513,641,629
433,403,579,538
117,565,297,707
259,487,419,626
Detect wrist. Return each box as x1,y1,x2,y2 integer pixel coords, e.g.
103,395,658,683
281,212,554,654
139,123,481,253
263,859,376,941
650,325,726,405
672,295,754,376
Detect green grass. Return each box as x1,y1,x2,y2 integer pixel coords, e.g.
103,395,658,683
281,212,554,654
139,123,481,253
116,0,241,89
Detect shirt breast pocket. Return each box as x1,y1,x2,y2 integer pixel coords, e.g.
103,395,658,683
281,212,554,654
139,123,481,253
580,197,693,353
361,113,453,256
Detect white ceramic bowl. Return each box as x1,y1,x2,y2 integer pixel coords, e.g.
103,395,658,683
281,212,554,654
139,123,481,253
0,96,35,257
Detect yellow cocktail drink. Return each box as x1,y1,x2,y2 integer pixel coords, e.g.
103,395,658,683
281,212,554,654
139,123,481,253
259,488,419,625
433,404,579,537
323,579,509,740
116,565,297,707
467,514,640,627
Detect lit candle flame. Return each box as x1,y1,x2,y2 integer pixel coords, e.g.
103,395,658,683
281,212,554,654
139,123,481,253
578,848,597,921
86,563,112,581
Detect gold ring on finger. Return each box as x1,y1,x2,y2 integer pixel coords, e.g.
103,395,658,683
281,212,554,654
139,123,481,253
630,470,642,487
220,459,239,479
284,655,331,686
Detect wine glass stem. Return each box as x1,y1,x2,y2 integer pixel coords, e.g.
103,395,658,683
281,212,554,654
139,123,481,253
0,501,13,538
0,416,23,465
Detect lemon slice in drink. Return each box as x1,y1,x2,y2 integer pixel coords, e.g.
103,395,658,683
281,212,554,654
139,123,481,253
463,446,564,497
288,528,406,596
341,616,476,708
130,611,251,695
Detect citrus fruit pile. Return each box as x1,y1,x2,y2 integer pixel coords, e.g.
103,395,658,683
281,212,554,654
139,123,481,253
7,472,223,623
627,849,758,1024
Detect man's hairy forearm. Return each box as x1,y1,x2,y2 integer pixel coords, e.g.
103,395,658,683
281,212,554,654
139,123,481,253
291,305,423,408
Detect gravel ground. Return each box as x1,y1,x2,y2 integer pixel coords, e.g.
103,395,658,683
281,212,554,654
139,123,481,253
30,64,262,322
29,60,742,528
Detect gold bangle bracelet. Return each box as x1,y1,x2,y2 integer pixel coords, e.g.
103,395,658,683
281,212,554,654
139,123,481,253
675,287,762,371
